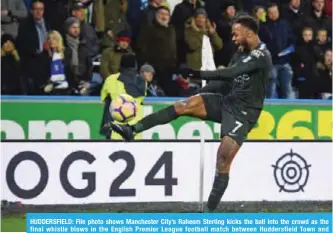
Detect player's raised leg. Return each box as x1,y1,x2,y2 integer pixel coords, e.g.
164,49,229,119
107,95,208,141
205,136,240,212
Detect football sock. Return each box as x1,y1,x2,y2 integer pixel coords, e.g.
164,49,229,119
206,172,229,212
132,105,178,133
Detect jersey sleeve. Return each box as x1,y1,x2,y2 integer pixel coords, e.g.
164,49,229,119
200,49,267,80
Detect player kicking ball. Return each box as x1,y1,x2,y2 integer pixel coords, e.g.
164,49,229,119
107,16,273,212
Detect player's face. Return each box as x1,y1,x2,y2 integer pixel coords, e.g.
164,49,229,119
231,24,247,47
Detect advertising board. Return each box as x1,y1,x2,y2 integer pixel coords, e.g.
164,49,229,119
1,98,331,140
1,141,331,204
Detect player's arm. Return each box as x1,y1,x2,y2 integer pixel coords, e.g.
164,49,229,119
199,52,266,80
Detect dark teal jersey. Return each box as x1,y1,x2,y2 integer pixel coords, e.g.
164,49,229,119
200,43,273,110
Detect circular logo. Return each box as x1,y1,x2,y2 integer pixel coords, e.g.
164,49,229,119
272,149,311,193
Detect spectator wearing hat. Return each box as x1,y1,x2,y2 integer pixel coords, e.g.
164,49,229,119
64,17,93,94
100,30,134,79
184,8,222,77
215,1,239,67
1,0,27,38
100,54,148,140
16,0,50,94
136,5,178,96
71,2,99,58
171,0,204,66
140,63,165,96
1,34,21,94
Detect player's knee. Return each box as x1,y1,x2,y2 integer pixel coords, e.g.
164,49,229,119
174,96,198,115
216,137,239,173
174,100,188,115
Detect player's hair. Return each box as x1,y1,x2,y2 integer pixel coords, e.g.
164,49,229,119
233,15,260,34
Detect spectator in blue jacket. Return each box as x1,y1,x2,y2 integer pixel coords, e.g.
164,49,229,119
260,3,295,98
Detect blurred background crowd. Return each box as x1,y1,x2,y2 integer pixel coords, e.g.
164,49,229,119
1,0,332,99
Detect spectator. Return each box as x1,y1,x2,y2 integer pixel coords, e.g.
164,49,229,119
292,27,318,98
136,5,178,96
1,34,21,94
140,63,165,96
64,17,93,95
215,1,238,67
1,0,27,38
171,0,204,66
185,8,222,72
100,54,148,140
71,2,99,58
303,0,331,36
252,5,266,23
316,49,332,99
281,0,308,39
100,30,134,79
260,3,295,98
16,0,50,94
92,0,129,38
40,0,68,34
314,28,331,58
40,31,72,95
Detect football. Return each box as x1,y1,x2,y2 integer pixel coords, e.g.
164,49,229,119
110,94,137,123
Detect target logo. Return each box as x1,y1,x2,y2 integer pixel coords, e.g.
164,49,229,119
272,149,311,193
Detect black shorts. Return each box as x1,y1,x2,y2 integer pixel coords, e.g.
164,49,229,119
200,93,259,146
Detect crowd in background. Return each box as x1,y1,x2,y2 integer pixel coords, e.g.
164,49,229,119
1,0,332,99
